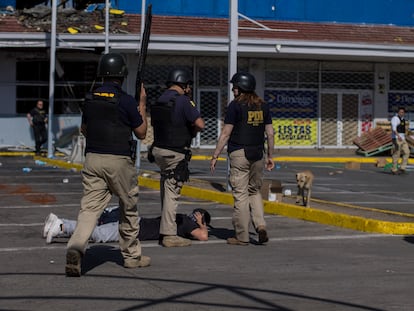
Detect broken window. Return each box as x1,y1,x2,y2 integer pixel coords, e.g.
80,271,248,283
16,59,98,114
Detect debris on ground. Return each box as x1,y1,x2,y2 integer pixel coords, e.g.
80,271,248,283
376,158,388,168
13,4,130,34
353,127,393,157
0,5,14,15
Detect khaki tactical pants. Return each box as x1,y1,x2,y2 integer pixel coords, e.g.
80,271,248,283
229,148,266,243
392,138,410,172
67,153,142,265
152,146,186,236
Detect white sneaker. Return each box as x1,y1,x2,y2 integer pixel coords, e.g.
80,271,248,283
46,217,63,244
42,213,58,238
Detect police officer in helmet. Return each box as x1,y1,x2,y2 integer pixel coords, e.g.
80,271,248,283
150,68,205,247
211,71,274,246
230,71,256,92
65,53,150,276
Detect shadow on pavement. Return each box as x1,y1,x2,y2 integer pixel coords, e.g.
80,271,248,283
81,245,124,275
403,236,414,244
208,226,234,240
210,182,226,192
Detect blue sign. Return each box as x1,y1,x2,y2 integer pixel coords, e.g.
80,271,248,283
264,90,318,118
388,93,414,113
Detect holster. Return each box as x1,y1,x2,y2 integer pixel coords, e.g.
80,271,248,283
184,149,192,161
130,140,137,161
147,143,155,163
174,158,190,182
160,148,192,182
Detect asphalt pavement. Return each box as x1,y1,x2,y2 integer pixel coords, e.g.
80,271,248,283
1,153,414,311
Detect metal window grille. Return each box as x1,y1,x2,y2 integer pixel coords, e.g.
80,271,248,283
389,63,414,124
12,53,398,150
265,59,375,148
143,55,248,149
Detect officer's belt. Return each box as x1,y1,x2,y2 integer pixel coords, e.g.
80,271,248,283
153,145,188,155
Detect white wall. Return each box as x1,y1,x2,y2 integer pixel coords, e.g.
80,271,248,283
0,115,81,148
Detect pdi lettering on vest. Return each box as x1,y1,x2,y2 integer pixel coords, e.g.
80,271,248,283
247,111,263,126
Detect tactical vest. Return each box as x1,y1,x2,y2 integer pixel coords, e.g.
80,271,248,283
151,93,193,150
83,92,132,155
397,116,406,133
32,108,46,125
230,102,266,146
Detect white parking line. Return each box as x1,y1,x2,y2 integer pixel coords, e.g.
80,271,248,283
0,233,396,252
0,202,161,209
0,215,276,227
0,203,80,209
0,223,43,227
342,201,414,205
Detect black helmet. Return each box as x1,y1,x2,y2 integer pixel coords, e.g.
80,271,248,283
230,72,256,92
97,53,128,78
167,69,193,85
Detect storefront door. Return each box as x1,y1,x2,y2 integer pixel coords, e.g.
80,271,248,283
320,92,359,147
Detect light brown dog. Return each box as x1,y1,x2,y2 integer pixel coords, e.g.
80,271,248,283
295,170,314,207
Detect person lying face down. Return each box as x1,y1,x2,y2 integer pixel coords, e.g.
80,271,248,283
43,207,211,244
